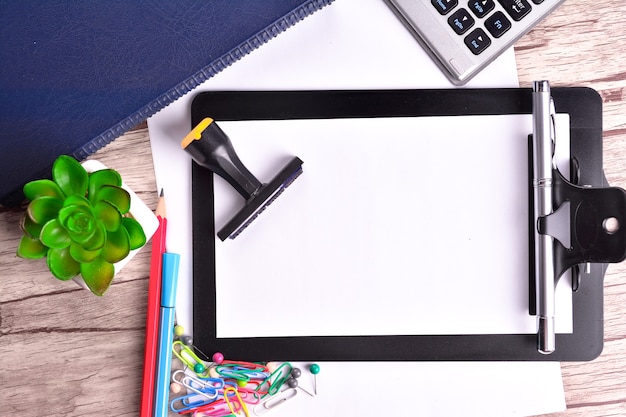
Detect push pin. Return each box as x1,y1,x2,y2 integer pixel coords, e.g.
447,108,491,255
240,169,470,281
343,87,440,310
293,364,317,397
174,325,185,338
212,351,224,365
170,381,183,394
292,366,310,396
266,361,281,373
286,377,298,388
309,363,320,395
291,367,302,379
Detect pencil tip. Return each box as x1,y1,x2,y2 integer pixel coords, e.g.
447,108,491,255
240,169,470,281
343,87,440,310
156,188,166,217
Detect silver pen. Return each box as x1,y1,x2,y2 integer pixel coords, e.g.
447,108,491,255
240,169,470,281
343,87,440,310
532,80,556,354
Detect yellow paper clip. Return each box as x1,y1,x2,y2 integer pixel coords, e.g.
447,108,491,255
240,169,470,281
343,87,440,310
172,340,211,377
224,386,250,417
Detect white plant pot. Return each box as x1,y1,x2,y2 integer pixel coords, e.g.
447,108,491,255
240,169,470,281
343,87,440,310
72,160,159,290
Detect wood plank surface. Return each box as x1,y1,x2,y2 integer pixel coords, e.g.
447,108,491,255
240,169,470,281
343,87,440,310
1,1,625,415
0,131,156,416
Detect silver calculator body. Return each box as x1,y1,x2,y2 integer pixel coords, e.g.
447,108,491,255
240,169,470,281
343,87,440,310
384,0,565,85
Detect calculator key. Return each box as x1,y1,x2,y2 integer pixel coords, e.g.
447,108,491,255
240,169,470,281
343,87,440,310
497,0,532,21
485,11,512,38
448,8,475,35
468,0,495,18
431,0,458,15
531,0,544,3
464,28,491,54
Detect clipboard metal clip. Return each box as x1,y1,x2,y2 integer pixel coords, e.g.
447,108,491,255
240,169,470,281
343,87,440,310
530,80,626,355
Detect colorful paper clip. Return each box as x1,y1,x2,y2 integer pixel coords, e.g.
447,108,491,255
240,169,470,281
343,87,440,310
239,379,266,394
193,398,240,417
173,369,223,399
216,361,269,382
170,391,218,414
173,340,211,377
262,362,292,396
168,357,311,416
252,388,297,416
230,387,262,405
224,386,250,417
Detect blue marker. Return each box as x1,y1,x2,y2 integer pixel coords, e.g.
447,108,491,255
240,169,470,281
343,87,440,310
153,252,180,417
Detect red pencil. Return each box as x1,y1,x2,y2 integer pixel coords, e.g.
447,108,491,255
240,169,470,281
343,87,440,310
140,190,167,417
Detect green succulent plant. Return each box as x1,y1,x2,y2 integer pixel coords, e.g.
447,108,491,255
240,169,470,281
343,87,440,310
16,155,146,296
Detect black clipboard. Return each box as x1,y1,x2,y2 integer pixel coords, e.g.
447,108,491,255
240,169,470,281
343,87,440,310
190,88,615,361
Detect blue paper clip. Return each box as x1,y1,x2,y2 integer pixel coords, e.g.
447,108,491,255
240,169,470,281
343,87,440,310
221,380,239,396
170,391,218,414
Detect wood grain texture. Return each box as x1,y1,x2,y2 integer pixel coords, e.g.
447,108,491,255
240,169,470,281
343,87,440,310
0,130,157,416
1,1,625,415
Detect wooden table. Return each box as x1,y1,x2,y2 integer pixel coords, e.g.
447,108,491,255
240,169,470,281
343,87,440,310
1,2,624,415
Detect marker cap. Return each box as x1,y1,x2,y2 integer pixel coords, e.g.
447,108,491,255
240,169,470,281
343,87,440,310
161,252,180,307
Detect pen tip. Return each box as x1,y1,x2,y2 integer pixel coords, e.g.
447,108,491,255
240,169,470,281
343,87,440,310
159,188,164,197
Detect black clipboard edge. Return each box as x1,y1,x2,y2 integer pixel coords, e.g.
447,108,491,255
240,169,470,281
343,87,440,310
191,88,605,361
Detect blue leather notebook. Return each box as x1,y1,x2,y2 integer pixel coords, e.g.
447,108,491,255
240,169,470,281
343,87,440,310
0,0,333,206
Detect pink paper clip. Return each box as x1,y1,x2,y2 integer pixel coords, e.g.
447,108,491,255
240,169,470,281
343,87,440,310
234,387,262,405
193,398,240,417
241,379,265,393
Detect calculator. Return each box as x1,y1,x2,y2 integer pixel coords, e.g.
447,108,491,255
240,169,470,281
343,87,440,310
384,0,565,85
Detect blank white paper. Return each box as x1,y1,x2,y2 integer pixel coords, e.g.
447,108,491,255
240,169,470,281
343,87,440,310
214,115,573,338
